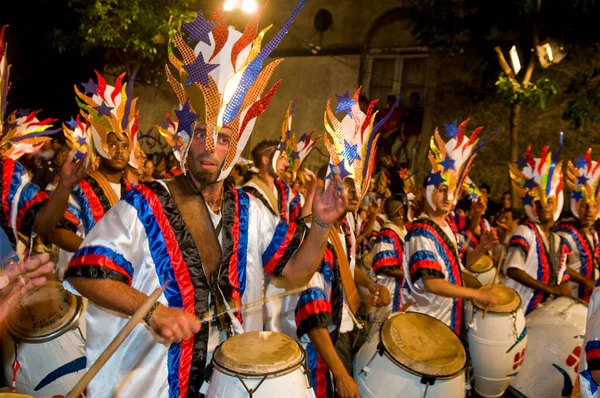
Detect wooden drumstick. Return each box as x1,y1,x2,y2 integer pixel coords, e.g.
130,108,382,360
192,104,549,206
66,288,163,398
482,251,505,319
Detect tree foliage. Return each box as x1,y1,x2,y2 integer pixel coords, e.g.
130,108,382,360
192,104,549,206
53,0,197,81
496,74,558,108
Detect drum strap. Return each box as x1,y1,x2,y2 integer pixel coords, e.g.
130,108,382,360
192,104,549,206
166,175,228,330
329,226,361,314
88,170,120,207
248,176,280,216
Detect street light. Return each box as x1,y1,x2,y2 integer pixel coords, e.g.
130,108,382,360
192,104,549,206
509,45,521,75
223,0,258,14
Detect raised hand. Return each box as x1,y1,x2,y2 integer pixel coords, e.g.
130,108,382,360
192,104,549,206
59,148,89,189
312,175,348,227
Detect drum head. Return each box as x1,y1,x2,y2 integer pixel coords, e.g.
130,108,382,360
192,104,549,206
472,284,521,313
0,394,34,398
462,273,482,289
380,312,466,378
212,331,304,377
7,282,82,343
466,254,494,274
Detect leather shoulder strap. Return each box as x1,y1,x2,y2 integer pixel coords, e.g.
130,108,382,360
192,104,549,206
248,176,280,216
88,170,119,207
329,227,361,314
165,175,222,283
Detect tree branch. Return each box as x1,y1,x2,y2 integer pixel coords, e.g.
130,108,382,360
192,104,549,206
494,46,516,82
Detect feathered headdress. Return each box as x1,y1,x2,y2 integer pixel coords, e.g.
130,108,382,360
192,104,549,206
565,148,600,220
0,27,59,159
272,101,319,180
74,71,140,168
157,113,183,163
63,115,92,163
165,0,306,180
426,119,496,211
324,87,398,200
462,177,484,202
508,133,564,223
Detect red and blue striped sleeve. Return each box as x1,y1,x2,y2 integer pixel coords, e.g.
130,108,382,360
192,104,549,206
262,219,307,277
15,182,49,240
295,285,332,340
66,245,134,285
408,249,443,282
372,231,402,275
509,234,530,255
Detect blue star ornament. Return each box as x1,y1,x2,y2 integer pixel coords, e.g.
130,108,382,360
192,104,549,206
343,140,361,164
182,55,218,88
335,91,356,118
175,101,198,136
16,108,31,117
82,78,99,95
522,193,534,207
524,178,537,190
516,156,529,169
427,171,445,187
572,190,584,202
443,120,459,138
66,117,78,130
95,102,113,117
337,161,352,179
276,141,286,152
577,175,589,186
575,156,587,169
182,11,216,45
439,156,455,172
291,151,300,160
77,136,88,146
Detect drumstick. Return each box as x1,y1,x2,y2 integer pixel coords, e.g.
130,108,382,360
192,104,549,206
200,284,308,323
66,288,163,398
482,251,505,319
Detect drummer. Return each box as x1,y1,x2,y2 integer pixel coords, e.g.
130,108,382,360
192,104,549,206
553,148,600,302
371,193,409,316
294,89,393,398
504,143,572,315
402,120,498,336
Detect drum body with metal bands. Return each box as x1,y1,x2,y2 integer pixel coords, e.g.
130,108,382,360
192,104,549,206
354,312,467,397
468,284,527,397
2,282,86,397
207,331,312,397
464,254,496,286
509,296,587,397
462,273,482,327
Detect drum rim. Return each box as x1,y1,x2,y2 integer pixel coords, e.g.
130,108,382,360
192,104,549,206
211,336,307,379
464,254,494,274
378,312,467,380
472,285,522,314
7,294,84,343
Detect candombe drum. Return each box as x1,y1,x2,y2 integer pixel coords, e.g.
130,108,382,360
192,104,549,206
354,312,467,397
0,394,34,398
207,331,312,397
468,284,527,397
464,254,496,286
3,282,86,397
462,273,482,326
509,295,587,397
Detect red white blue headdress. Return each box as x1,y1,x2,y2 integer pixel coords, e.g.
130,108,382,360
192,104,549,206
565,148,600,220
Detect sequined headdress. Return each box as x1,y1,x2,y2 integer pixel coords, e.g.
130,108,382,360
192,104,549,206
63,115,92,162
157,113,183,163
0,26,60,160
74,71,140,168
565,148,600,220
165,1,306,181
426,119,495,211
324,87,398,200
272,101,319,179
509,134,564,223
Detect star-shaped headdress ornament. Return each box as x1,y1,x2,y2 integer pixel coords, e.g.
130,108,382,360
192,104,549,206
426,119,497,211
323,87,399,201
565,147,600,220
74,71,140,169
165,0,307,180
508,132,564,223
63,115,92,162
157,113,184,163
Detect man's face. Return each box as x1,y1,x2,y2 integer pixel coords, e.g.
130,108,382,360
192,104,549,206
497,211,517,234
480,187,489,198
409,95,419,107
345,178,360,213
54,149,68,167
535,197,554,224
104,133,131,172
187,124,231,186
577,199,598,227
433,184,453,213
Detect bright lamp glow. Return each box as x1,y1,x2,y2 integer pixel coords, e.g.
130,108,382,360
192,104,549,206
223,0,238,11
509,45,521,75
241,0,258,14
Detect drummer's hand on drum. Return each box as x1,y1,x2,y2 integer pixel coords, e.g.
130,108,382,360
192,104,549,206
0,253,54,324
148,305,201,344
368,283,391,307
475,288,500,305
548,282,573,297
333,370,360,398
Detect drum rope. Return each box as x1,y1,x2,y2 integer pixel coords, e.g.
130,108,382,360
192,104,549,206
512,312,518,341
235,373,268,397
11,340,19,392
